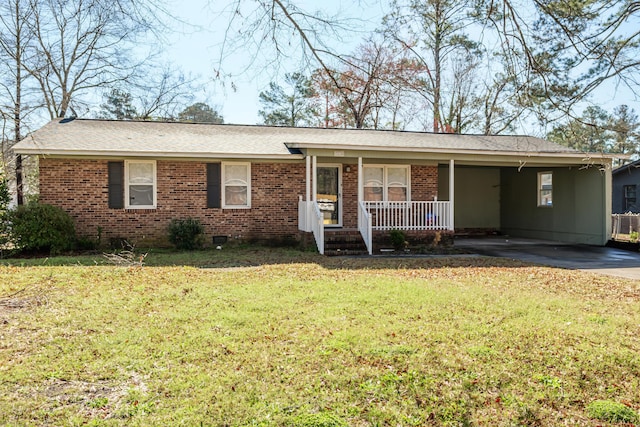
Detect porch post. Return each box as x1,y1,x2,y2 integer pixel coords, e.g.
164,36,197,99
449,159,455,230
604,164,612,244
312,156,317,202
357,157,363,202
358,157,363,229
306,155,311,202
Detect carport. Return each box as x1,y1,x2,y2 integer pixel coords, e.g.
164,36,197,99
438,161,614,246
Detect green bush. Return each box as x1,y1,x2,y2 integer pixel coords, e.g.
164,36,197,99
7,202,76,255
75,236,99,251
0,176,10,249
167,218,205,250
389,228,407,250
586,400,638,423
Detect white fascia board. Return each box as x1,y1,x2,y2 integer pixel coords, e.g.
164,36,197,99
286,142,623,161
13,148,303,160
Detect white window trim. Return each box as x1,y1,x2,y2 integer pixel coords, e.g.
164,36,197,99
222,162,251,209
124,160,157,209
537,171,553,207
362,164,411,202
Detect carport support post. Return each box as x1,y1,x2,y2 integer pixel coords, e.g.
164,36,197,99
604,165,612,243
449,159,455,230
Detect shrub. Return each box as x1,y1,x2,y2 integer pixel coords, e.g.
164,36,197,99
7,202,75,254
0,176,9,213
75,236,99,251
586,400,638,423
75,226,103,251
167,218,205,250
0,176,10,249
389,228,407,250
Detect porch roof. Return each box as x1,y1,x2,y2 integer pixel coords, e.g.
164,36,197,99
14,118,617,165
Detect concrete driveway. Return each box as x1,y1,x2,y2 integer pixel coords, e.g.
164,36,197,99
454,237,640,280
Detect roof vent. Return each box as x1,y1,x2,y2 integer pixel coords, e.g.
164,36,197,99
59,117,76,124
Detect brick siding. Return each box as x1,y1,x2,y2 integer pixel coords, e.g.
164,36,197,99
39,158,306,246
38,158,439,247
411,165,439,201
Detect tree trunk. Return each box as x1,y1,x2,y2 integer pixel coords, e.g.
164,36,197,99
14,0,23,205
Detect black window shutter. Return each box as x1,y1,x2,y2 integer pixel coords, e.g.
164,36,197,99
108,161,124,209
207,163,221,208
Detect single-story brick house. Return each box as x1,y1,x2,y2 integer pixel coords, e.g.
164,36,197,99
14,118,616,253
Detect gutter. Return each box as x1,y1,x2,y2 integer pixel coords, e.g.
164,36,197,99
12,148,304,161
284,142,624,161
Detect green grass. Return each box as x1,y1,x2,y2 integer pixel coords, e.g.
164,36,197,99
1,249,639,426
587,400,639,423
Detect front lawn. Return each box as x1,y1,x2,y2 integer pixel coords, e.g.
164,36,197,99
1,250,639,426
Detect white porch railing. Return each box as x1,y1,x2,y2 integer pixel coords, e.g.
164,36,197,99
362,201,452,231
300,200,452,255
298,199,324,254
358,201,373,255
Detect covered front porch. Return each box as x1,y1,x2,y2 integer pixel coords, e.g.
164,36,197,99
298,156,455,254
288,131,615,255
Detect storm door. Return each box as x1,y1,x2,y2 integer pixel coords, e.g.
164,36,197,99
316,165,342,227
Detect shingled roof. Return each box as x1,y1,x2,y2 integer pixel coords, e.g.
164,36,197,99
14,118,589,161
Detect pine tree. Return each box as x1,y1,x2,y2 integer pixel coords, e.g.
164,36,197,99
98,89,138,120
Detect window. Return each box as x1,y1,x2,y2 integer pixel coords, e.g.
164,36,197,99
624,185,636,211
537,171,552,207
363,165,409,202
222,162,251,208
125,160,156,209
363,167,383,201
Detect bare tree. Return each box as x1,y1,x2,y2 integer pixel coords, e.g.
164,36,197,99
383,0,487,133
216,1,639,135
308,39,424,130
0,0,35,204
135,66,198,120
23,0,170,119
216,1,393,129
312,42,389,129
1,0,172,203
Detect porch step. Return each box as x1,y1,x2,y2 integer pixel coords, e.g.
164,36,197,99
324,229,368,256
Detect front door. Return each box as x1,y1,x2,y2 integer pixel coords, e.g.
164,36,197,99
316,165,342,227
